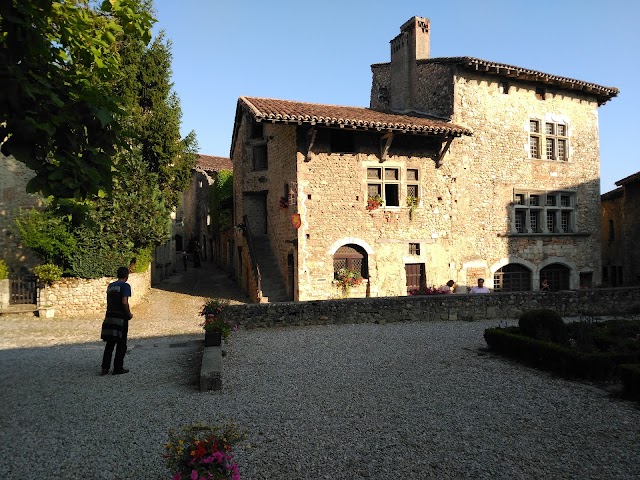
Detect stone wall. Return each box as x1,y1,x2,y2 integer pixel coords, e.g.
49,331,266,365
0,153,45,271
43,268,151,318
601,190,624,286
622,180,640,285
228,287,640,329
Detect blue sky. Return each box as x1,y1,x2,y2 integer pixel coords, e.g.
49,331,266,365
152,0,639,193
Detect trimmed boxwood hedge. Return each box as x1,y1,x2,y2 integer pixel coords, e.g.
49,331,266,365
484,327,640,381
618,364,640,400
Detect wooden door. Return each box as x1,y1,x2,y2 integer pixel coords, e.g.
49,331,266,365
405,263,425,293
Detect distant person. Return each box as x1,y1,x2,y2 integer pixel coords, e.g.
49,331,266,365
540,278,551,291
440,280,455,293
469,278,490,294
100,266,133,375
182,251,188,271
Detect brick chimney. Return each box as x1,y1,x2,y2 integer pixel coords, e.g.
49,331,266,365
389,16,430,112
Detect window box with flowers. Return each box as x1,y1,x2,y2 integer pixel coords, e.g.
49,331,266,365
199,298,237,346
406,195,419,221
334,267,363,297
366,195,383,211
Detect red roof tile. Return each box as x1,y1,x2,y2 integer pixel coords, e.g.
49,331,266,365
196,155,232,172
239,97,472,136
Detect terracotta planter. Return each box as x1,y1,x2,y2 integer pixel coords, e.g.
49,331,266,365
204,331,222,347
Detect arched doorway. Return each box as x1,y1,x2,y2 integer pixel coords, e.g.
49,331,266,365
540,263,570,291
333,244,368,279
493,263,532,291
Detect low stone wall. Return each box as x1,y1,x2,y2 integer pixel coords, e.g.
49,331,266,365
45,268,151,318
228,287,640,329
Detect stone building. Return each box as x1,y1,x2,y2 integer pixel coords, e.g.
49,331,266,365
601,171,640,286
230,16,618,302
176,154,233,264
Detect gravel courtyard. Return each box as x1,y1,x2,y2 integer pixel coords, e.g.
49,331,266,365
0,263,638,479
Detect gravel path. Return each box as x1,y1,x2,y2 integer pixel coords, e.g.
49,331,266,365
1,264,639,479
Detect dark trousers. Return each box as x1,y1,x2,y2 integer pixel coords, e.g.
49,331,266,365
101,322,128,371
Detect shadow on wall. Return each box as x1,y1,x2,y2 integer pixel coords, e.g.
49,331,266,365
494,177,601,293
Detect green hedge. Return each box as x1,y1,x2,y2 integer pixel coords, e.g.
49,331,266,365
484,327,640,381
618,364,640,400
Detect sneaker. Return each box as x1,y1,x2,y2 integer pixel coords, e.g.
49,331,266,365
101,369,109,376
112,369,130,375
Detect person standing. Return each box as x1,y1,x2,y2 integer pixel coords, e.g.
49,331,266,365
100,266,133,375
540,278,551,291
469,278,490,294
440,279,456,293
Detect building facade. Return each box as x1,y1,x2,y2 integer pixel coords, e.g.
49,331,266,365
601,171,640,287
231,17,618,302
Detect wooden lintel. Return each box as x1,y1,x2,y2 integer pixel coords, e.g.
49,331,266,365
380,132,394,162
436,137,454,167
304,127,317,162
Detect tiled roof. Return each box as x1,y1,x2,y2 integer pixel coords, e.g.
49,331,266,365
196,154,232,172
615,171,640,186
373,56,619,105
239,97,472,136
601,186,624,201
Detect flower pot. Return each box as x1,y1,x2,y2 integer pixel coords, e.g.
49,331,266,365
204,331,222,346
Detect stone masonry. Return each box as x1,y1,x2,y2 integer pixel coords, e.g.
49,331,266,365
230,16,618,302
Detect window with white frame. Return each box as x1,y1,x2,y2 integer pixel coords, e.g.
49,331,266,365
529,119,568,161
367,167,400,207
513,190,575,234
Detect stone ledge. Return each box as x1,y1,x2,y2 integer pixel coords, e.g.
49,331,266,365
200,345,222,391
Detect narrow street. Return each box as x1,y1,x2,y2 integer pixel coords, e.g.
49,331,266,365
0,260,250,349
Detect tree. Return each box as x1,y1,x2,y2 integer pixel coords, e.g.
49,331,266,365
210,170,233,235
119,32,198,209
0,0,154,199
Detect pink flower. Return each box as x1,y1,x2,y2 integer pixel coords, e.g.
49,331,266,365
172,473,182,480
212,451,225,463
191,470,199,480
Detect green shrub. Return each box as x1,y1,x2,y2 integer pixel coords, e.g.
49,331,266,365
130,247,153,273
618,364,640,400
484,327,640,381
0,260,8,280
33,263,63,285
518,309,568,344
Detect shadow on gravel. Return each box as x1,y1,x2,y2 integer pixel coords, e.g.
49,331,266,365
152,261,250,303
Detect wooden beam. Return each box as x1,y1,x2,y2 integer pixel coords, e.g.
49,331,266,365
436,136,454,167
380,132,394,162
304,127,317,162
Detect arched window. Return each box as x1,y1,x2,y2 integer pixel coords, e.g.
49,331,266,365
333,244,368,279
540,263,570,291
493,263,531,292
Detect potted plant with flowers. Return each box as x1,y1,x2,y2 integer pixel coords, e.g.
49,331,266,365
366,195,383,211
164,422,244,480
335,267,363,297
200,298,236,346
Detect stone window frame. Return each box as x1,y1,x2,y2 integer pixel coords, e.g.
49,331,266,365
529,118,569,161
366,165,420,209
512,189,576,234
